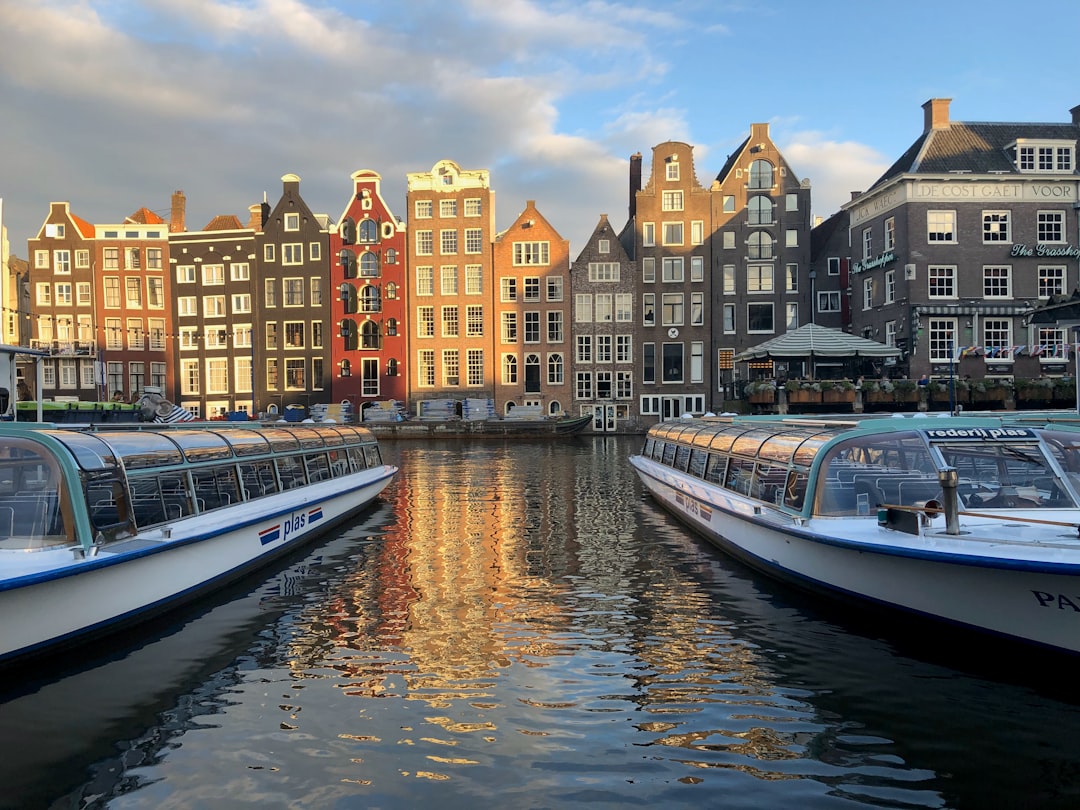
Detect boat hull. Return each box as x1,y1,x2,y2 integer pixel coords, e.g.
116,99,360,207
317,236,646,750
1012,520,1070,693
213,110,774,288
632,455,1080,655
0,466,395,664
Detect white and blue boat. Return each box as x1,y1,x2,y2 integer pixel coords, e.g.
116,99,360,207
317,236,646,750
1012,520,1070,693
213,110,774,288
0,421,396,664
631,414,1080,655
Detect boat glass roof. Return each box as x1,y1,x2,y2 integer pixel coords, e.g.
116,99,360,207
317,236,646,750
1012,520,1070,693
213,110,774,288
45,431,119,471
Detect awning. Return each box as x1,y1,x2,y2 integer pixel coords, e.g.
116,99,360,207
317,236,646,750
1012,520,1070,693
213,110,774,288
734,323,901,362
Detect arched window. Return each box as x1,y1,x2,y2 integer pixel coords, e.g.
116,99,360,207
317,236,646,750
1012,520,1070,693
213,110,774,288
360,285,381,313
547,353,563,384
386,318,398,336
749,159,774,190
340,359,351,377
359,219,378,243
385,248,397,265
360,251,379,277
385,282,398,300
548,400,562,416
748,195,773,225
503,354,518,385
361,320,380,349
748,231,773,259
341,218,356,245
387,358,399,376
525,353,541,393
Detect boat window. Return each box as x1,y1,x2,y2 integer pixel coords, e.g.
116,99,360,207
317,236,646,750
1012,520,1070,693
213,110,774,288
191,467,241,512
933,437,1077,509
661,442,677,467
730,429,773,459
754,461,789,505
347,446,368,472
673,444,692,472
96,432,184,470
217,429,272,457
783,469,809,511
688,448,708,478
0,438,71,547
813,431,936,516
170,432,233,463
758,431,818,465
314,427,345,447
643,437,656,458
328,449,350,478
129,475,193,526
707,429,741,453
46,431,118,470
277,456,307,490
793,434,835,468
704,453,727,485
86,471,135,539
362,445,383,468
261,428,301,453
305,453,331,483
239,460,279,499
725,457,756,496
291,428,326,450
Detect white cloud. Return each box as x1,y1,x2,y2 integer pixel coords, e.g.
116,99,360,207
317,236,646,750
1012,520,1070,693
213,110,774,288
781,133,890,223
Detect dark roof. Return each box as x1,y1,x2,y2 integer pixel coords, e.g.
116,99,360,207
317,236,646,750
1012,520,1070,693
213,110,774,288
868,119,1080,192
1028,290,1080,324
713,135,750,183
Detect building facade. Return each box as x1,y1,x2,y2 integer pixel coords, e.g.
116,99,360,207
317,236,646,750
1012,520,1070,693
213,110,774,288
492,200,571,416
570,214,638,430
330,169,408,411
843,98,1080,382
405,160,497,412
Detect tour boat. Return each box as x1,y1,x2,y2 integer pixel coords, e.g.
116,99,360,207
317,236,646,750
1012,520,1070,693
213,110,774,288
0,421,397,665
630,413,1080,655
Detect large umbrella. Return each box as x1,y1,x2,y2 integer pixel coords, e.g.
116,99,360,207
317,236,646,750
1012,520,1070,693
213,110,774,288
734,323,900,370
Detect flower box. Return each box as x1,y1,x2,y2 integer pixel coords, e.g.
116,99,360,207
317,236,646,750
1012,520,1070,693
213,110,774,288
748,392,775,404
823,390,855,404
787,390,821,404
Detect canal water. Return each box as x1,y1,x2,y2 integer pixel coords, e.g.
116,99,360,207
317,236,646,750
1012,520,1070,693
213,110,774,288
3,436,1080,809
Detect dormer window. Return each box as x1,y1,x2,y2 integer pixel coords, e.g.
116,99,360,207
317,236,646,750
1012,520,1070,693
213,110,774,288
665,156,679,181
1014,140,1074,173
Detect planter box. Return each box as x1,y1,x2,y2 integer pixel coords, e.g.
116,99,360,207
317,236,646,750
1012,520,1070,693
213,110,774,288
865,391,895,403
823,390,855,404
748,392,775,404
787,390,822,403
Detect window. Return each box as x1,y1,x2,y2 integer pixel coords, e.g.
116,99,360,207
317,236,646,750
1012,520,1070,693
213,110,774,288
662,343,684,383
596,335,612,363
661,293,683,326
416,230,433,255
723,195,736,213
75,249,90,269
862,228,873,260
103,277,120,308
442,350,460,386
147,277,164,309
539,310,562,344
265,323,279,350
785,230,798,247
465,228,483,254
467,305,484,337
284,278,304,306
264,243,276,262
105,318,122,349
983,319,1013,360
181,359,200,395
642,257,656,283
503,353,518,385
465,198,482,217
748,232,773,259
34,250,48,269
863,278,873,310
747,303,774,333
595,294,613,322
983,211,1010,243
235,357,253,393
662,190,684,211
1035,327,1067,359
691,292,704,326
440,266,458,295
884,269,895,304
285,322,305,348
440,230,458,254
514,242,549,265
35,284,52,306
417,350,435,387
501,277,518,302
662,222,683,246
748,196,773,225
1039,266,1066,299
177,265,195,284
616,335,632,363
205,296,226,317
266,358,279,390
665,159,680,181
691,256,704,283
466,264,483,294
264,279,277,307
642,293,656,327
439,199,457,218
615,293,632,322
748,159,773,189
360,251,379,277
785,264,798,293
785,303,798,329
52,250,71,274
125,277,142,307
643,343,655,384
927,210,956,243
77,282,91,306
723,303,735,333
206,359,228,394
1016,141,1075,172
747,265,774,293
691,221,704,246
417,306,435,337
546,276,563,301
576,335,592,363
1038,211,1065,243
178,297,196,317
883,217,895,251
828,257,840,276
311,321,322,348
415,200,433,219
576,372,593,400
282,244,303,265
548,353,564,385
588,262,619,282
310,243,321,261
416,266,434,296
442,306,459,337
286,359,305,390
662,257,684,283
523,277,540,302
817,291,841,313
501,312,518,343
103,248,119,270
723,265,736,295
983,266,1012,298
283,212,300,231
642,223,655,247
928,265,956,298
310,277,322,305
928,318,957,362
524,312,540,344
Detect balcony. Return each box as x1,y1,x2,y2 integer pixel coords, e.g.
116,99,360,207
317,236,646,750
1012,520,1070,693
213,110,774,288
31,339,96,357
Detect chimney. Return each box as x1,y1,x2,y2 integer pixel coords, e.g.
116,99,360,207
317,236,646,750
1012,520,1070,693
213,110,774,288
247,204,262,230
629,152,642,220
923,98,952,133
1071,104,1080,126
169,190,186,233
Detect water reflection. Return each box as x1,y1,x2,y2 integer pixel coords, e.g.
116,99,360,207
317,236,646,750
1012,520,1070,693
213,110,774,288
4,438,1080,808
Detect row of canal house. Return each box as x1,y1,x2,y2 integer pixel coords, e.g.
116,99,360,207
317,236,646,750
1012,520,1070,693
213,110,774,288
21,98,1080,427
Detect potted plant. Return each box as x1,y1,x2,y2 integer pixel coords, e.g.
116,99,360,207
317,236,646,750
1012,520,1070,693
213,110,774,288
1015,377,1055,403
971,378,1011,405
1053,377,1076,405
745,379,777,403
863,379,896,403
822,379,856,403
893,379,919,402
784,380,822,403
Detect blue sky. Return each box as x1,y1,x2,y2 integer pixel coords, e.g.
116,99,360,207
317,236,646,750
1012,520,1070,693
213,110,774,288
2,0,1079,255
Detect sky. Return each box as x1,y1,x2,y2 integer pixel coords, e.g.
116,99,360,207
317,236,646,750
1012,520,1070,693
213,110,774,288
2,0,1080,258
